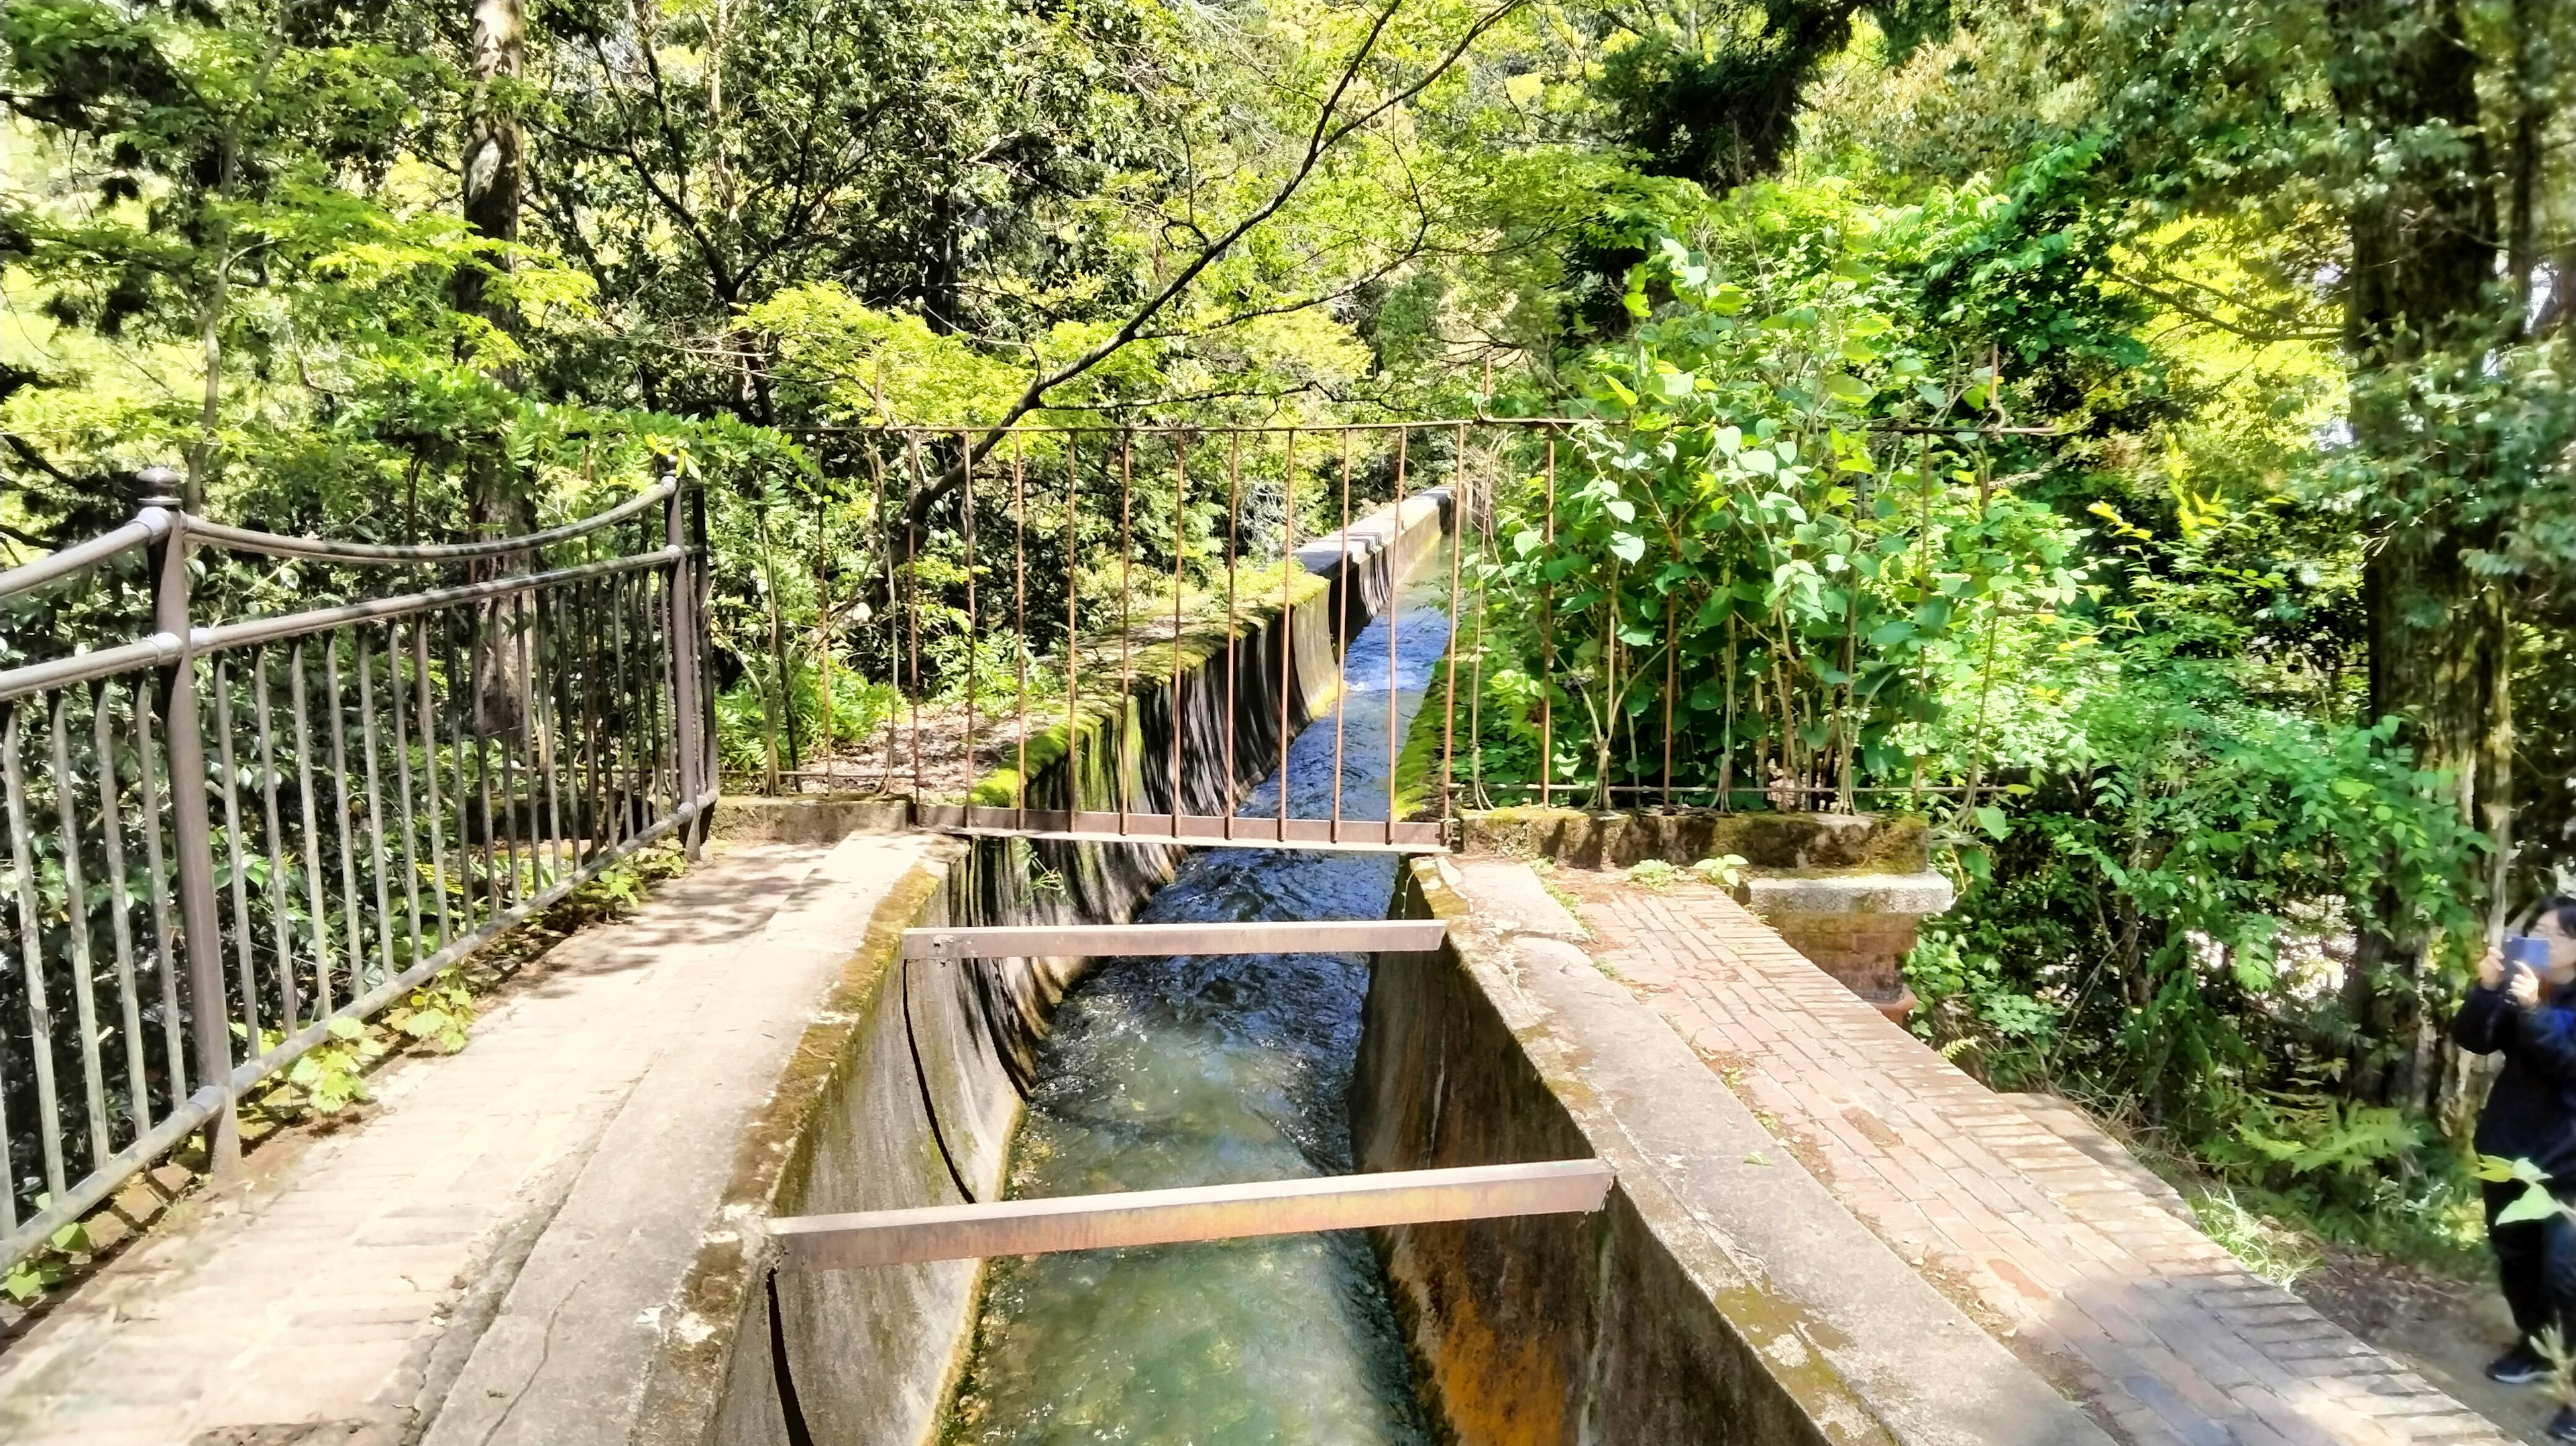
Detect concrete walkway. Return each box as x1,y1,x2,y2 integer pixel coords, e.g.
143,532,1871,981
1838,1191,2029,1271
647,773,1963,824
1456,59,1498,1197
1559,871,2513,1446
0,832,927,1446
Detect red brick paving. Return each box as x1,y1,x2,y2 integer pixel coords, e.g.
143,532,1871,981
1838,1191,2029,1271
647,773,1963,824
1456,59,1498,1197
1570,875,2512,1446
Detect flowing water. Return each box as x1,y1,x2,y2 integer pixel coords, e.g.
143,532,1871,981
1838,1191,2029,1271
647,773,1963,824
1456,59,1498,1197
941,556,1454,1446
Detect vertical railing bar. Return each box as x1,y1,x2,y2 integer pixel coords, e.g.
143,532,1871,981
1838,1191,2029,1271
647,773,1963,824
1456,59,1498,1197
571,578,604,865
904,435,924,804
49,691,112,1170
693,479,716,834
1063,434,1081,820
590,578,620,856
250,649,299,1034
1332,429,1351,844
1443,423,1466,826
1277,429,1297,836
95,682,150,1142
632,571,659,848
1470,436,1489,812
152,499,235,1169
1662,591,1677,810
869,444,900,795
415,621,455,948
494,600,529,906
132,661,186,1103
549,586,579,875
519,590,557,878
1117,434,1134,836
1605,557,1621,812
647,568,675,822
509,590,551,888
324,637,367,999
754,502,784,792
521,589,553,887
288,643,335,1021
608,574,637,856
1169,434,1186,837
356,630,396,986
1540,435,1556,810
666,564,689,818
962,431,977,810
465,621,500,924
3,703,66,1205
211,657,264,1058
686,472,715,844
1719,563,1737,814
445,621,479,934
1013,439,1028,813
572,579,608,870
385,622,425,966
814,502,833,780
1388,427,1406,844
0,718,20,1225
633,571,657,823
1222,433,1240,840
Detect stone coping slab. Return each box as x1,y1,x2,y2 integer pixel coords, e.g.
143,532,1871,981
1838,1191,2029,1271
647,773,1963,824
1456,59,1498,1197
1373,852,2108,1445
1564,871,2513,1446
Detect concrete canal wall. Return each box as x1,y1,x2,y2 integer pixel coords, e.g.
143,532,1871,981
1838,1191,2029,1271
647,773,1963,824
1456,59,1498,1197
1351,854,2108,1446
633,492,1452,1446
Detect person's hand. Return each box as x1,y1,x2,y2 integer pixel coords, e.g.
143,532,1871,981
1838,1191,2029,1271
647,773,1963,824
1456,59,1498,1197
2512,967,2545,1009
2482,946,2508,990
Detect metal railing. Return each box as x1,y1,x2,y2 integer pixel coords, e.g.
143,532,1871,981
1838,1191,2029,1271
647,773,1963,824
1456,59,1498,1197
0,468,711,1270
728,415,2004,838
747,422,1496,850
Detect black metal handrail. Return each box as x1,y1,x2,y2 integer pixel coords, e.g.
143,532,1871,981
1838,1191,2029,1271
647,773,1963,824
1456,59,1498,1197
0,467,714,1272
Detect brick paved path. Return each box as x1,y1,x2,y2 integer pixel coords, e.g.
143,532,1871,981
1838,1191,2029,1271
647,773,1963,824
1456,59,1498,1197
1566,873,2516,1446
0,838,910,1446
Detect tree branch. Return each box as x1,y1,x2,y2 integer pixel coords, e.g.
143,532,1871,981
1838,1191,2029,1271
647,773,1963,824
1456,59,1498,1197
901,0,1529,529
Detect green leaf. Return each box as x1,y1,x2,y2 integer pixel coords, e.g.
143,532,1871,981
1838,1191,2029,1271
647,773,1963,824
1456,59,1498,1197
1609,532,1645,563
2499,1182,2567,1226
1973,805,2009,840
1709,282,1747,317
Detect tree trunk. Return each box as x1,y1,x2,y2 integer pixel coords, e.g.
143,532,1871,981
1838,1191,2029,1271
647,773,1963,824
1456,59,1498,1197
2326,0,2505,1110
460,0,532,749
459,0,530,543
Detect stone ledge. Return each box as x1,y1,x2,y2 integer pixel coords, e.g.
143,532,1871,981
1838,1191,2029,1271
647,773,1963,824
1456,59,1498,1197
1355,855,2112,1446
1737,871,1954,915
708,794,910,844
1462,807,1929,873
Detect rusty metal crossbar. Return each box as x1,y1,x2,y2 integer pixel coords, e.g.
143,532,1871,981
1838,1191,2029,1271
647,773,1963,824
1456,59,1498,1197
768,1159,1614,1268
909,803,1444,851
902,919,1445,960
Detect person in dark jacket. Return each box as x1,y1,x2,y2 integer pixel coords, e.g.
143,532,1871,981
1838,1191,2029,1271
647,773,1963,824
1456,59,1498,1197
2454,895,2576,1438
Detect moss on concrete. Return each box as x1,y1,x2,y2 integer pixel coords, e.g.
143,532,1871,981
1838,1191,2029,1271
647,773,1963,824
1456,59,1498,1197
1462,807,1930,873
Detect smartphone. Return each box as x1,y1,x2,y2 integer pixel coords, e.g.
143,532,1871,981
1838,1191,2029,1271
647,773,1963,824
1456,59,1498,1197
2504,934,2551,991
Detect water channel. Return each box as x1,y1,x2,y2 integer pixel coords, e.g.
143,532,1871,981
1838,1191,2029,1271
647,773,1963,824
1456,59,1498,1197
940,554,1454,1445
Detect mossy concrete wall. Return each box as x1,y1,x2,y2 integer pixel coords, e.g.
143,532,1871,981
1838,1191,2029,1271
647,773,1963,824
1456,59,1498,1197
1460,808,1950,1015
1352,855,2108,1446
1460,805,1929,872
636,490,1453,1446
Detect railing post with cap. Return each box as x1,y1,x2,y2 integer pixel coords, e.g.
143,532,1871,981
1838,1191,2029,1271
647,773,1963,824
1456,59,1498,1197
665,460,709,859
140,465,241,1177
